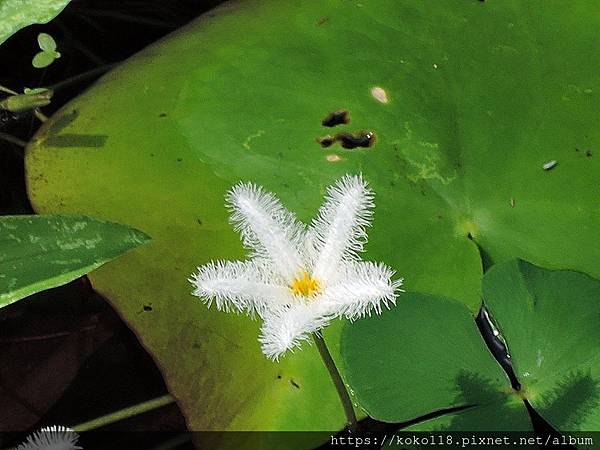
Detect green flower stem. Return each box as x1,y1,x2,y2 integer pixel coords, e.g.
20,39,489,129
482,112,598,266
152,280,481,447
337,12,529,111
0,395,176,450
312,333,357,431
73,394,175,432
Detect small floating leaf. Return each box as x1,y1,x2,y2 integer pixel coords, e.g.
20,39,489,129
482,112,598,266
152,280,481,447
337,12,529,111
0,215,150,308
32,51,57,68
32,33,60,68
37,32,56,51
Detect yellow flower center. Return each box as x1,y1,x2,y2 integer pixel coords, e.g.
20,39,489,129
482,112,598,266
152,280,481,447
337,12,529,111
291,271,320,297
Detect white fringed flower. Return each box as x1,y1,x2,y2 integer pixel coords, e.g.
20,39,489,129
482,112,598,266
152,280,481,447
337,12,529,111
190,174,403,360
17,425,81,450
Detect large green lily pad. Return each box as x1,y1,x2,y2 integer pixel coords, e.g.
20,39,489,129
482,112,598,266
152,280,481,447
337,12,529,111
341,260,600,432
25,0,600,431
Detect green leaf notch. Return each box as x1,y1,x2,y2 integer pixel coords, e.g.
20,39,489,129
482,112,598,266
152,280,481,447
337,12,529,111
341,260,600,433
24,0,600,432
0,0,71,46
0,215,149,307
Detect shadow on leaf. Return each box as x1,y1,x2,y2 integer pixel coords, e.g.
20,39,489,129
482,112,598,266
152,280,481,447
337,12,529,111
536,370,600,431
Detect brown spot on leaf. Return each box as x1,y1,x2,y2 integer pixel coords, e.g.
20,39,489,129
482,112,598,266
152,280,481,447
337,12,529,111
321,109,350,127
317,131,376,150
337,131,376,149
318,135,335,148
316,16,329,26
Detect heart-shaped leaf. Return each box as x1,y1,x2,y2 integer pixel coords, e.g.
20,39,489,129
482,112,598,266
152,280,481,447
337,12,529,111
484,260,600,432
341,260,600,432
341,292,530,431
0,215,149,307
24,0,600,431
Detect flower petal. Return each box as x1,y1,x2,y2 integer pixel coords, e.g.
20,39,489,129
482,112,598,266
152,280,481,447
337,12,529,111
308,174,374,284
17,425,81,450
258,303,332,360
227,182,304,283
320,261,403,320
190,260,293,316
